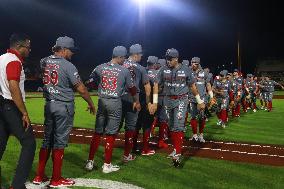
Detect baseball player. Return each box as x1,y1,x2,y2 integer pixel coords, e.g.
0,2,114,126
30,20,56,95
85,46,138,173
0,33,36,189
120,44,153,162
157,48,205,167
33,36,96,187
260,77,284,111
259,77,266,109
232,69,247,117
213,70,234,128
245,74,259,112
134,56,159,155
189,57,214,143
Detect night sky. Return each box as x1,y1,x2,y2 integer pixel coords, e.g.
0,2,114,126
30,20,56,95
0,0,283,78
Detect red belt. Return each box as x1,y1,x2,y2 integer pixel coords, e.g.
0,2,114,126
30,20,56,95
168,94,188,100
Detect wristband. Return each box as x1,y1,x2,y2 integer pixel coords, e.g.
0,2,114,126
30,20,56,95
153,94,158,104
195,94,204,104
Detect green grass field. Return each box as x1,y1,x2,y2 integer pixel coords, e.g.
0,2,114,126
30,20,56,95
26,96,284,145
1,138,284,189
1,95,284,188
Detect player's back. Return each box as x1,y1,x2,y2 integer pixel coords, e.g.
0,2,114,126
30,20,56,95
95,62,133,99
41,55,81,102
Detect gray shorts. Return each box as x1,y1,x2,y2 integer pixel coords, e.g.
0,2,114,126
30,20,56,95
165,96,188,132
95,98,122,135
42,101,74,149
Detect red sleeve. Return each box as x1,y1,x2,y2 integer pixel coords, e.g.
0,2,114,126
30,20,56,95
6,61,22,81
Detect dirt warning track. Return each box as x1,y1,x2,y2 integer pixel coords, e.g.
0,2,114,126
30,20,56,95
32,124,284,166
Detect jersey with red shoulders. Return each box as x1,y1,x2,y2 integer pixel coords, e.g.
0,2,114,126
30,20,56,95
40,55,81,102
90,62,135,99
0,49,25,101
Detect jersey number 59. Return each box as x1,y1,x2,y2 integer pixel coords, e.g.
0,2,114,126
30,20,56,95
43,69,59,85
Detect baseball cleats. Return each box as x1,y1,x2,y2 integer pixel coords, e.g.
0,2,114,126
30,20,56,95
32,175,49,185
260,106,264,110
85,160,94,171
141,149,155,156
198,134,205,143
190,134,198,142
123,153,136,163
221,123,226,128
253,109,257,113
172,154,182,167
217,119,222,126
102,163,120,173
49,177,75,188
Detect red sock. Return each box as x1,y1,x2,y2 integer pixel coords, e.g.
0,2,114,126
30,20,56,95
104,135,116,164
88,133,102,160
172,132,184,154
220,109,227,123
190,119,198,134
217,112,221,119
236,104,241,115
51,149,64,181
269,101,272,110
124,130,135,156
36,148,50,177
142,129,151,151
133,130,139,150
199,119,206,133
253,103,257,109
159,122,168,141
242,100,247,111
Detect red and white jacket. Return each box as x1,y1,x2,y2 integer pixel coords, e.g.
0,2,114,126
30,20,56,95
0,49,26,101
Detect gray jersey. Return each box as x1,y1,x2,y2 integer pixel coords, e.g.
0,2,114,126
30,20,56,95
90,62,135,99
189,69,210,102
122,59,149,94
157,64,195,96
264,80,278,92
213,79,231,98
41,55,81,102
